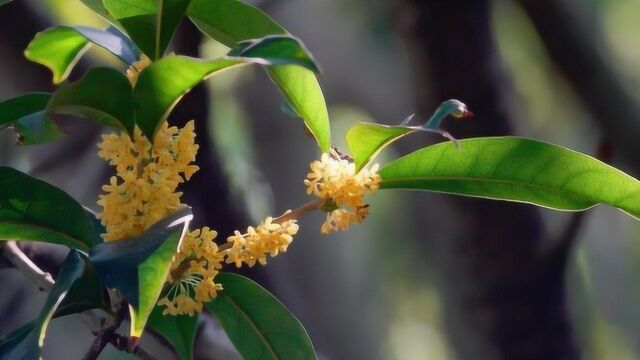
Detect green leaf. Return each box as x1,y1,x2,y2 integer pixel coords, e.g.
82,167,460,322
188,0,330,151
134,56,239,140
346,122,415,172
89,208,193,338
80,0,121,25
0,167,96,251
56,259,108,317
47,67,134,135
0,251,85,360
24,26,141,84
0,0,14,6
0,93,65,145
207,273,316,360
147,305,198,360
103,0,191,60
227,35,320,73
379,137,640,218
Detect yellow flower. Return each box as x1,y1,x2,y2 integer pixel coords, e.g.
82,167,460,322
126,54,151,86
304,152,380,233
97,121,199,241
225,215,299,268
158,227,224,316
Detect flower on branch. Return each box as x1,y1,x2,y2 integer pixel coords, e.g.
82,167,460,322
304,152,380,233
158,227,224,316
96,121,199,241
225,215,299,268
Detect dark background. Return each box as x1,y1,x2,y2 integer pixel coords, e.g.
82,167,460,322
1,0,640,359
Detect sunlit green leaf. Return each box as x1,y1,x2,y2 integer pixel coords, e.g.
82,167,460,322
380,137,640,218
24,25,141,84
228,35,320,73
0,93,64,145
80,0,120,25
134,56,239,140
147,305,198,360
0,167,96,251
47,67,134,135
188,0,330,151
103,0,191,60
346,122,415,172
0,251,85,360
135,37,317,140
207,273,316,360
89,208,193,338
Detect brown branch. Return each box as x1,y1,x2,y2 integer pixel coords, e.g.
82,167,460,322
2,241,54,291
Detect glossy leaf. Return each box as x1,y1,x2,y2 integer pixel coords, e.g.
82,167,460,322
147,305,198,360
80,0,120,25
0,93,64,144
188,0,330,151
227,35,320,73
47,67,134,135
0,251,85,360
25,25,141,84
346,122,414,172
0,166,96,251
89,208,193,338
207,273,316,360
56,259,108,317
103,0,191,60
134,56,239,140
379,137,640,218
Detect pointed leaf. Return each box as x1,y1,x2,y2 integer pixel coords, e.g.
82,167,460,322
147,305,197,360
89,208,193,338
0,167,96,251
188,0,330,151
25,25,141,84
207,273,316,360
379,137,640,218
346,122,415,172
47,67,134,135
103,0,191,60
0,251,85,360
0,93,64,145
227,35,320,73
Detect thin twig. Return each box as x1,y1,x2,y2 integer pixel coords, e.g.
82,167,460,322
2,241,54,291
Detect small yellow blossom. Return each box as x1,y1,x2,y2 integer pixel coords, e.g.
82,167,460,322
158,227,224,316
126,54,151,86
225,215,299,268
97,121,199,241
304,152,380,233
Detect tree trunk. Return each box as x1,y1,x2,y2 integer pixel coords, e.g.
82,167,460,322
393,1,580,359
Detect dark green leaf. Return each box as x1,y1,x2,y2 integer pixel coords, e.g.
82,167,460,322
24,25,141,84
379,137,640,218
89,208,193,337
0,167,96,251
47,67,134,135
207,273,316,360
227,35,320,73
0,93,50,128
103,0,191,60
0,0,14,6
147,305,197,360
0,251,85,360
188,0,330,151
56,259,108,317
0,93,64,145
346,122,415,172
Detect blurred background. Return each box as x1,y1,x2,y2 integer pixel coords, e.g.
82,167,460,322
1,0,640,359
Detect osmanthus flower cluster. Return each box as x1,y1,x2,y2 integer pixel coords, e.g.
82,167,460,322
97,121,380,316
305,152,381,233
